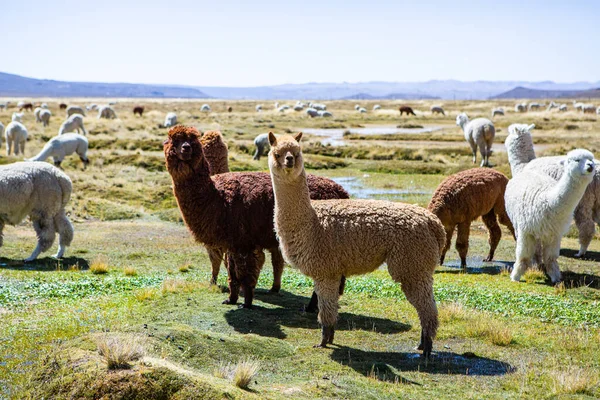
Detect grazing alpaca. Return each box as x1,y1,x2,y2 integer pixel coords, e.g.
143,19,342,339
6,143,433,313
29,133,89,169
430,105,445,115
227,106,233,113
133,106,145,116
505,149,595,283
268,132,444,356
399,106,416,116
0,162,74,261
456,112,495,167
19,102,33,111
59,103,67,110
164,126,349,309
428,168,514,268
4,121,28,156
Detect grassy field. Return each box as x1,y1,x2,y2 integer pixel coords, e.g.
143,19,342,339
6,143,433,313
1,98,600,399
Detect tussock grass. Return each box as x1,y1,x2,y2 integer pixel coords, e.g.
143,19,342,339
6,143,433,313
551,366,599,395
178,264,191,273
123,266,138,276
161,279,201,294
134,287,159,301
96,334,145,370
90,257,110,274
523,269,546,283
212,358,260,389
464,315,514,346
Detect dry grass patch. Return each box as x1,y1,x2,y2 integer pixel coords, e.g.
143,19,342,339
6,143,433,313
178,263,192,273
123,266,138,276
161,279,201,294
465,316,514,346
551,366,600,395
90,256,110,274
96,334,145,370
212,359,261,390
523,268,546,283
439,302,469,323
135,288,158,301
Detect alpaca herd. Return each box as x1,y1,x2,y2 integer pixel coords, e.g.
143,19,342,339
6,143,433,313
0,99,599,360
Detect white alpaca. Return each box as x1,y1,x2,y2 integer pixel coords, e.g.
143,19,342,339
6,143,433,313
86,104,98,111
515,103,526,113
66,105,86,117
373,104,381,111
504,123,536,176
358,107,367,113
0,122,4,148
354,104,360,110
34,107,43,122
253,133,270,160
491,107,504,118
528,102,542,111
573,101,584,112
58,114,87,135
582,104,596,114
318,110,332,117
559,104,568,112
306,108,319,118
456,112,495,167
505,149,595,283
39,109,52,127
164,112,177,127
5,121,28,156
98,105,116,119
312,103,326,111
255,104,262,112
201,104,211,112
12,112,23,122
0,162,74,261
41,103,48,109
29,133,89,169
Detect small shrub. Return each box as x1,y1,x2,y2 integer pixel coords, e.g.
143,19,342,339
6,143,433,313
178,264,191,273
96,335,145,370
232,359,260,389
90,257,110,275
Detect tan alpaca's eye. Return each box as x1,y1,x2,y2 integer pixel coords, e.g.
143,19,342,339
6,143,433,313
274,153,280,158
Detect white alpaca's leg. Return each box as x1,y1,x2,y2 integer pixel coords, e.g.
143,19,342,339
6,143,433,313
469,139,477,164
6,139,11,156
543,237,562,284
0,220,4,248
511,233,535,282
19,139,25,156
574,203,595,257
53,211,74,258
478,141,488,167
25,217,56,262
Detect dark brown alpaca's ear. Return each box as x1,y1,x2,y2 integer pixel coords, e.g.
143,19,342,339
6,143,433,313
268,132,277,146
294,132,303,143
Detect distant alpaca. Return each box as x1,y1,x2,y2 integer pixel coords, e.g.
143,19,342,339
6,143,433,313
66,105,86,117
58,114,87,135
456,112,495,167
227,106,233,113
268,132,443,356
506,149,595,283
428,168,514,268
253,133,270,160
430,105,445,115
29,133,89,169
164,126,349,308
0,162,74,261
133,106,144,116
39,109,52,127
4,121,28,156
399,106,416,116
59,103,67,110
98,106,117,119
19,102,33,111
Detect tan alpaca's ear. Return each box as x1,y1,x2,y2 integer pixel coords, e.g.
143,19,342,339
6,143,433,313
268,132,277,146
294,132,303,142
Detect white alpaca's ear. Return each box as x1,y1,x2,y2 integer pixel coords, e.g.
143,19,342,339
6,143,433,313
268,132,277,146
527,124,535,131
294,132,303,142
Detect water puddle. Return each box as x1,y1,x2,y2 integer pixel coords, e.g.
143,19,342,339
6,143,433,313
332,176,431,202
442,258,513,274
302,125,444,146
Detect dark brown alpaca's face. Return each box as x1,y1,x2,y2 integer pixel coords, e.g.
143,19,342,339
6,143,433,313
164,126,205,175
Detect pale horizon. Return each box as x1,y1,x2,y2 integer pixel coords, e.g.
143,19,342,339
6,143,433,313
4,0,599,87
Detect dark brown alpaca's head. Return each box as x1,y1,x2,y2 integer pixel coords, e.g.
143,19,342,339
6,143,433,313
163,125,208,180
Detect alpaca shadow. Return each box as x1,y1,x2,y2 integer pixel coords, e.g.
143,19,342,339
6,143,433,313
224,289,411,340
560,248,600,262
329,346,514,381
559,270,600,290
0,256,90,272
437,260,513,276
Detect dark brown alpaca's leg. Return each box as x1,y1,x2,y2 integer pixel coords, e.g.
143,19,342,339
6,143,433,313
482,210,502,262
207,246,224,285
239,249,264,309
223,254,240,305
269,247,284,293
455,222,471,269
440,225,455,265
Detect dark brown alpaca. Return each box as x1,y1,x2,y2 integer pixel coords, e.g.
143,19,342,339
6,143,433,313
20,103,33,111
59,103,67,110
133,105,145,116
164,126,349,309
428,168,515,268
227,106,233,113
399,106,416,116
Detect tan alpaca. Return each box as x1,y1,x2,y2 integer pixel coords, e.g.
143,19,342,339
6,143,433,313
268,132,445,357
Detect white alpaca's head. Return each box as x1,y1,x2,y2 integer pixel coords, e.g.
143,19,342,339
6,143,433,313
268,132,304,181
507,123,535,137
456,113,468,128
561,149,595,180
12,112,23,122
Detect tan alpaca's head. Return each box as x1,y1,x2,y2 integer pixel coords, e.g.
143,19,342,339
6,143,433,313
163,125,207,178
268,132,304,179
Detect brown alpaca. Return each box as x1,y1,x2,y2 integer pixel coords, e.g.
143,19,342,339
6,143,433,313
399,106,416,116
164,126,349,309
133,106,145,116
59,103,67,110
20,103,33,111
268,132,444,356
428,168,515,268
227,106,233,113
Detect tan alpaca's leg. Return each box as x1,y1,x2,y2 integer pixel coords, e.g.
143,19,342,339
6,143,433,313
313,278,341,348
269,247,284,293
397,273,438,358
440,225,455,265
207,246,224,285
305,276,346,313
455,222,471,269
574,203,595,257
482,210,501,262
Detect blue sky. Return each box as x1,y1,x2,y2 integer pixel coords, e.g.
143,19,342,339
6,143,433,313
3,0,599,86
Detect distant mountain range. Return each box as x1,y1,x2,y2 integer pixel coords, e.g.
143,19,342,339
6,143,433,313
491,86,600,99
1,71,599,100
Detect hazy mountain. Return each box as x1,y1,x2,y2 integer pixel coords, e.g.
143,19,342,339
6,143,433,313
0,72,211,98
1,71,599,100
490,86,600,99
